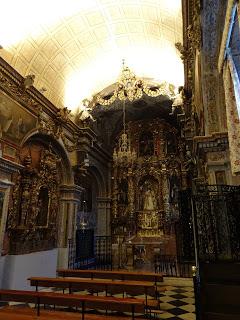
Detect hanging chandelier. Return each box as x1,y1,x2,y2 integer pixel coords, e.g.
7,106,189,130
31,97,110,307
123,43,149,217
96,60,175,165
110,60,138,165
96,60,176,106
112,97,137,165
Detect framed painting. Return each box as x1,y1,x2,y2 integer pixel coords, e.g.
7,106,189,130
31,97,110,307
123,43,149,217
0,90,37,144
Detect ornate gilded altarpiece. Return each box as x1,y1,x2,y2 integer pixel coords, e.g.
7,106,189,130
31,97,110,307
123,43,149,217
112,119,188,265
7,142,61,254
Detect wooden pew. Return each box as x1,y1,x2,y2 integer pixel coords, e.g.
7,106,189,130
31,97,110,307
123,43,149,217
28,277,157,305
0,307,146,320
0,289,145,320
57,269,163,284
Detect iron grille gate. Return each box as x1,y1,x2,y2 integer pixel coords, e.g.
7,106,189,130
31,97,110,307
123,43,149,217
193,185,240,262
192,185,240,320
68,233,112,270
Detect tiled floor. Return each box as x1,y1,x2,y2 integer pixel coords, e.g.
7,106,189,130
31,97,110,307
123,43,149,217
157,284,195,319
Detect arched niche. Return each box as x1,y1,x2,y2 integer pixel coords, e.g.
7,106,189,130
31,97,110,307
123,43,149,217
137,175,159,211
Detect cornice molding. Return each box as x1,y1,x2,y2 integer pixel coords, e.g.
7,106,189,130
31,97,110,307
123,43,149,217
0,156,23,174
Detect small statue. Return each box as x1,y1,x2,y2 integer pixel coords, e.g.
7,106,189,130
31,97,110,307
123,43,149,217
23,74,35,90
170,86,185,115
184,145,196,171
56,107,71,123
77,99,96,123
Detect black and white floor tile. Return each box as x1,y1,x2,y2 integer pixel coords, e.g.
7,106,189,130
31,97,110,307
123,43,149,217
157,282,195,319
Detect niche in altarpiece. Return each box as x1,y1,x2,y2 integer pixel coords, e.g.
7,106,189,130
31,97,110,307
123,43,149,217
139,131,154,157
35,186,49,226
117,178,128,205
137,176,159,212
166,132,177,154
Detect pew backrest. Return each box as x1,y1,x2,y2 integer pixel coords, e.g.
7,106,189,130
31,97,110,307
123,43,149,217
28,277,156,297
57,269,163,284
0,289,145,315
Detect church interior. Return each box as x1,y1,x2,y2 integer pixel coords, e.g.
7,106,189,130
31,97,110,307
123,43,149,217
0,0,240,319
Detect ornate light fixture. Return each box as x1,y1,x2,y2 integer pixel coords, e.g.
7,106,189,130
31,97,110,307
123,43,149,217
96,60,177,165
78,200,88,231
111,61,139,165
96,60,176,106
113,99,137,165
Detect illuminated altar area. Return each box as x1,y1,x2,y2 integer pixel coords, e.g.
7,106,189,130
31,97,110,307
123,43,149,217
111,118,185,270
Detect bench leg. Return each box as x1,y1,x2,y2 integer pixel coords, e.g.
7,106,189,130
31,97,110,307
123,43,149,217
81,301,85,320
37,298,40,317
131,305,135,320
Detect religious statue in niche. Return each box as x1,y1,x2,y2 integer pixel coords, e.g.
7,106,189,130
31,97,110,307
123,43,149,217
139,177,158,211
36,186,49,226
139,131,154,156
169,175,180,204
137,178,161,236
143,187,156,211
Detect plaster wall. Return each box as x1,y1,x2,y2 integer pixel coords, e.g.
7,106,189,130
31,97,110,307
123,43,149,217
0,255,6,288
0,249,58,290
57,247,68,269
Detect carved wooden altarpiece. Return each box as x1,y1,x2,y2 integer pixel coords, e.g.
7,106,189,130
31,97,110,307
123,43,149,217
7,142,61,254
112,119,188,265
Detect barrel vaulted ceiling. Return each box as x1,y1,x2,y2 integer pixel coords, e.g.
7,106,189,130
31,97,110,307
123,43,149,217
0,0,183,113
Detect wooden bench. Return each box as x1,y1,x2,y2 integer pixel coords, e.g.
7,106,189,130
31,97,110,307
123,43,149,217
0,306,145,320
57,269,163,284
28,277,157,305
0,289,145,320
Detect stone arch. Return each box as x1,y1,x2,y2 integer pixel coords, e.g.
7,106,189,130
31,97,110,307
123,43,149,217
87,165,110,236
88,165,107,197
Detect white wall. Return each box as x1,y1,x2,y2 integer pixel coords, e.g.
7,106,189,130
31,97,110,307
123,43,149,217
0,249,58,290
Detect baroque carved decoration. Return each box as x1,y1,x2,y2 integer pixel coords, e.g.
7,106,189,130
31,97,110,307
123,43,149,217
111,119,193,241
0,68,39,110
0,62,77,153
7,144,61,254
187,0,202,52
37,107,84,153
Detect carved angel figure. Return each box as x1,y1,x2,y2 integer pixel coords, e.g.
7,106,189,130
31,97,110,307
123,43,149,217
77,99,96,122
171,86,185,114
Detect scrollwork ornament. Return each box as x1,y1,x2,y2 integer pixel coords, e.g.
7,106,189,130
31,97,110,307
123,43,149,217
0,69,39,109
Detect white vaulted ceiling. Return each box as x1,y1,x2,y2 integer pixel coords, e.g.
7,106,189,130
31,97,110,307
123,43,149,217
0,0,183,112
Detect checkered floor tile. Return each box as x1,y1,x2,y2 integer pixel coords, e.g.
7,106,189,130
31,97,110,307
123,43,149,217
157,283,195,319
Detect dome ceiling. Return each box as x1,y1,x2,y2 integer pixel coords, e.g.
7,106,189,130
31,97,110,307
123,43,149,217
0,0,183,113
